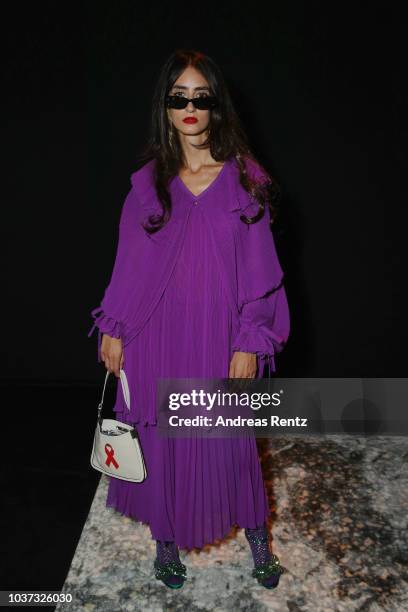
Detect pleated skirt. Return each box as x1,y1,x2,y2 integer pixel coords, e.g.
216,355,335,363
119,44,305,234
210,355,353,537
106,205,270,550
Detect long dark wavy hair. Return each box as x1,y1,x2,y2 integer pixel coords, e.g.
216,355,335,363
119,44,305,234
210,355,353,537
137,49,281,234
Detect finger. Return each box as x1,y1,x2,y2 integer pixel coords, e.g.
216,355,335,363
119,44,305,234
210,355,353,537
111,359,121,378
106,357,116,376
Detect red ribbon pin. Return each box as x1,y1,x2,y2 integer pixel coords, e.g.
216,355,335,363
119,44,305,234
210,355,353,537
104,443,119,469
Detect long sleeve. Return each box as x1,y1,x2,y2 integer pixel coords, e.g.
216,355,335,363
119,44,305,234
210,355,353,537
231,281,290,376
87,180,141,363
231,158,290,376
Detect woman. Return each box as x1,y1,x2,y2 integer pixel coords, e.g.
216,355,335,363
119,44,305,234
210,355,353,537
88,49,290,590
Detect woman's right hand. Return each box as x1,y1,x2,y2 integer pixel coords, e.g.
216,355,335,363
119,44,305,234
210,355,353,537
100,334,124,378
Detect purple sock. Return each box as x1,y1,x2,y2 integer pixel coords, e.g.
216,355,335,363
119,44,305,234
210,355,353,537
155,540,185,586
244,524,281,587
156,540,180,564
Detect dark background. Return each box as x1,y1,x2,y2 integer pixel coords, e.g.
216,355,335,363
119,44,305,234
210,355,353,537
3,2,406,383
1,0,406,594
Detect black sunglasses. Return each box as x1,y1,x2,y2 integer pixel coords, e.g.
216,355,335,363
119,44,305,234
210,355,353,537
165,95,218,111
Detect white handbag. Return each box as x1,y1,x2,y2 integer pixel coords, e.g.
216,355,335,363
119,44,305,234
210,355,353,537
90,368,147,482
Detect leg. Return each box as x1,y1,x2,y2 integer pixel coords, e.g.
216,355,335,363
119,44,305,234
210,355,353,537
154,539,187,589
245,522,284,589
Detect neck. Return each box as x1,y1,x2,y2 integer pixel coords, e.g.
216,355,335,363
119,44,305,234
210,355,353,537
178,131,216,171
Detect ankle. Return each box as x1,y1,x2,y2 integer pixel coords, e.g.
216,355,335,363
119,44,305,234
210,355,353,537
245,524,284,589
244,524,272,566
155,540,180,564
154,540,187,588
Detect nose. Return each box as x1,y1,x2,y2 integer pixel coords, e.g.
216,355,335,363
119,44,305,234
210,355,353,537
186,100,196,112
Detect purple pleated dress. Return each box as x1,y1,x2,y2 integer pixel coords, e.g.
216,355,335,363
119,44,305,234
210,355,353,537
89,159,290,551
101,170,275,551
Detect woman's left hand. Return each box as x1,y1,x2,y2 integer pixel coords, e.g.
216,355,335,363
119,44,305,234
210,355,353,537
229,351,257,378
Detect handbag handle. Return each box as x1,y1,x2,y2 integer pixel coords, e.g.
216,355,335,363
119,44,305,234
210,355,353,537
97,369,131,424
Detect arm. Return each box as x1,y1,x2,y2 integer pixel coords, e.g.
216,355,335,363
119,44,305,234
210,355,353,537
87,178,141,362
231,159,290,376
88,310,122,364
231,282,290,377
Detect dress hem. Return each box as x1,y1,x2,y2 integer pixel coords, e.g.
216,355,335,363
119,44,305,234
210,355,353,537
106,500,270,551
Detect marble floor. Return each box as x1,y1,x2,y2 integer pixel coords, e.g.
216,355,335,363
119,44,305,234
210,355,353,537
56,435,408,611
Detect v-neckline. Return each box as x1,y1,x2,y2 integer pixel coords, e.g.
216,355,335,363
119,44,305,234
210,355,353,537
176,159,229,200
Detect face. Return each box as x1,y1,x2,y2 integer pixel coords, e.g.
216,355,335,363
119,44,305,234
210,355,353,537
167,65,212,137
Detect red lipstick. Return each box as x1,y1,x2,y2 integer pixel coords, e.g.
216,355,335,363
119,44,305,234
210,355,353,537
183,117,198,124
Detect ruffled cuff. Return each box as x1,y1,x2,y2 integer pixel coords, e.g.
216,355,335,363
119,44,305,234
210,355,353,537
231,283,289,377
87,306,122,363
231,327,277,378
231,327,275,357
231,320,287,356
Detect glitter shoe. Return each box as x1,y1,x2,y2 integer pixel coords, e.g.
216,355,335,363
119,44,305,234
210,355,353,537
154,540,187,589
251,553,284,589
245,525,284,589
153,558,187,589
